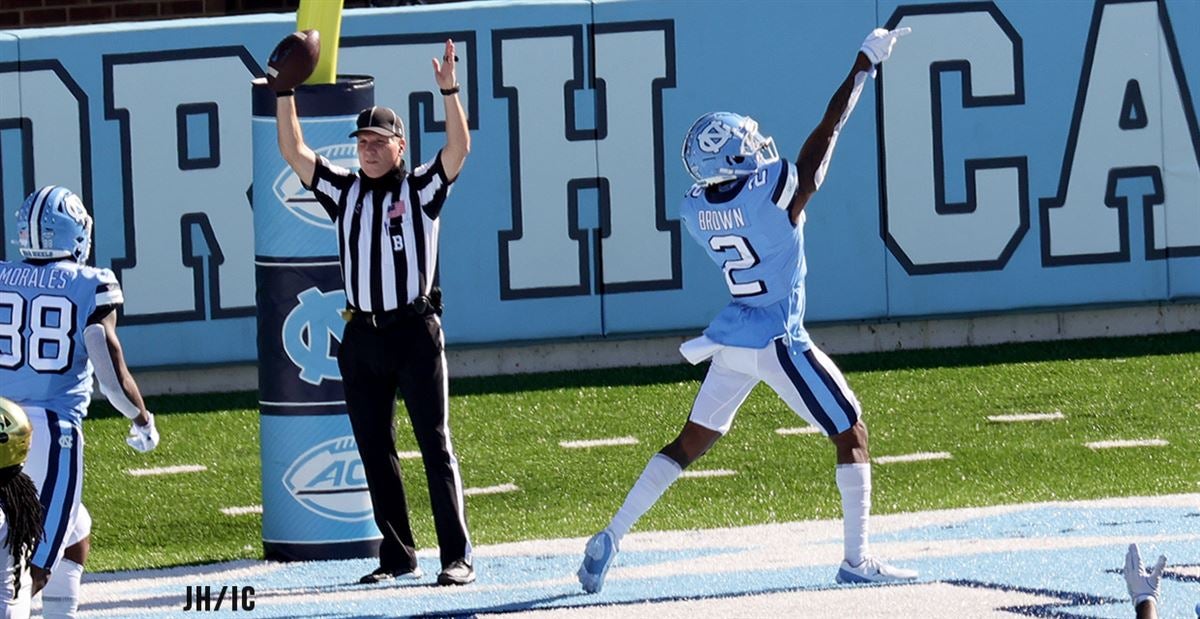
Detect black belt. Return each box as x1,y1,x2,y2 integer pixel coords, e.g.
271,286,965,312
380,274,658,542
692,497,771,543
343,296,439,329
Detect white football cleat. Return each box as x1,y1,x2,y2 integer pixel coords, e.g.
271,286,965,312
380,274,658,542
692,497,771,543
577,529,618,593
835,556,919,584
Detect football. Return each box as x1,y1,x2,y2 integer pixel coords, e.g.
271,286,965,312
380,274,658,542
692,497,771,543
266,29,321,92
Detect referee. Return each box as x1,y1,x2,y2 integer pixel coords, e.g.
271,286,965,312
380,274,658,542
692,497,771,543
274,39,473,586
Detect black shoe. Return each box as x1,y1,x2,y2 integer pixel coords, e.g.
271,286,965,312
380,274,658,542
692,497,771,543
359,565,423,584
437,559,475,586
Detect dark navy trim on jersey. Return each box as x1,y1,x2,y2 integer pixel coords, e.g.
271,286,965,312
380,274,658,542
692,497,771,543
801,349,859,429
775,340,839,435
770,159,794,205
32,410,81,570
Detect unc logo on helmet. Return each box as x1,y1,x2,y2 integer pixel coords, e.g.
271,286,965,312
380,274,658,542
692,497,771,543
696,120,733,154
17,186,93,263
282,287,346,385
682,112,780,185
282,436,373,521
272,144,358,229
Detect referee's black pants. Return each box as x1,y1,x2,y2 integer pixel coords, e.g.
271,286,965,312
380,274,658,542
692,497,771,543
338,313,471,571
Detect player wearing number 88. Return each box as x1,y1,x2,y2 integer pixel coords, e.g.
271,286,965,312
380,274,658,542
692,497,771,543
1,185,159,615
579,27,918,594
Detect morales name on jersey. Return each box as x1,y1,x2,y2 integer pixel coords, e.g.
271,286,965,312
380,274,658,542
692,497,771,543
0,260,124,422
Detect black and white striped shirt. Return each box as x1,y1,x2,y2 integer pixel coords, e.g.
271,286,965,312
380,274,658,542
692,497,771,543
305,152,454,312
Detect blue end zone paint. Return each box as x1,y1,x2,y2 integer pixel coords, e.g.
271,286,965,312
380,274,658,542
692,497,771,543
76,497,1200,618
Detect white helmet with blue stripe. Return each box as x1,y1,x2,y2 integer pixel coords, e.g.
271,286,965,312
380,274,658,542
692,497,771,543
681,111,779,185
17,185,93,263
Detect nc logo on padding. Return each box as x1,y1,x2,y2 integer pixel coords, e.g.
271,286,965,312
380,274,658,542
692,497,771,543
273,144,358,229
282,436,372,522
282,287,346,385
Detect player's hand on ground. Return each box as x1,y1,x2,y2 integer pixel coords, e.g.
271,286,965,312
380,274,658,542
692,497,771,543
1123,543,1165,606
860,27,911,65
126,412,160,453
432,38,458,90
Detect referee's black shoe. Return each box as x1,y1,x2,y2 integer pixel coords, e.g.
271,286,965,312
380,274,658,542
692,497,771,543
359,565,423,584
437,560,475,586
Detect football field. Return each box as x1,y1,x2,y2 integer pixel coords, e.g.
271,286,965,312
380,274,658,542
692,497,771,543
54,494,1200,618
73,333,1200,616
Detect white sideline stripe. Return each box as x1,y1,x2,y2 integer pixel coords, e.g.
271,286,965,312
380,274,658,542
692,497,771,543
680,469,736,479
220,505,262,516
1086,439,1168,450
464,483,519,496
987,412,1065,423
874,452,953,465
126,464,208,477
776,426,820,435
398,451,422,459
559,436,639,449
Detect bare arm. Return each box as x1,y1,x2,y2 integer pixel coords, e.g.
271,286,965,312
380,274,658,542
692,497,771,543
789,53,873,222
276,94,318,187
789,27,911,223
433,39,470,180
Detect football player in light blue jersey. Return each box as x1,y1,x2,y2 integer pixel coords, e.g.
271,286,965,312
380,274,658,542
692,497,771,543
580,28,917,593
1,186,159,618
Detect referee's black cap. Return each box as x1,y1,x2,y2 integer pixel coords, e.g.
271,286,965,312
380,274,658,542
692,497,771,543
350,106,405,138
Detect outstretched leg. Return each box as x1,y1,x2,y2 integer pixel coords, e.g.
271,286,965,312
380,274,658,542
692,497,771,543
579,358,756,594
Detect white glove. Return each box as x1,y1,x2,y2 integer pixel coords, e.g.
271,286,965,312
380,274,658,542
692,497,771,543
860,27,911,65
1124,543,1166,607
126,413,160,453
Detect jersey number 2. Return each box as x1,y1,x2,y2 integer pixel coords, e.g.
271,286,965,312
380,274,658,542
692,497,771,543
709,235,765,297
0,292,76,372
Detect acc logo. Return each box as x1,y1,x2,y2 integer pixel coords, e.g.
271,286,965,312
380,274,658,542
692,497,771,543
272,143,358,229
282,436,372,521
697,120,733,153
282,287,346,385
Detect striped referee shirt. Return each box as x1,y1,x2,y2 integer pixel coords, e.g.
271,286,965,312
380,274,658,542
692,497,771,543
305,152,454,312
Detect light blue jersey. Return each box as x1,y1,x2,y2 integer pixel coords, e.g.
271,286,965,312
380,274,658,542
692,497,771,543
0,260,123,424
679,158,811,349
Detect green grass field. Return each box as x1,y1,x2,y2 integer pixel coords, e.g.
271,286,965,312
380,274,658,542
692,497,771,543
82,332,1200,572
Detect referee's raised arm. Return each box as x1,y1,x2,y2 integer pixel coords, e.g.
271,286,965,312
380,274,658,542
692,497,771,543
432,38,469,180
275,91,317,187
